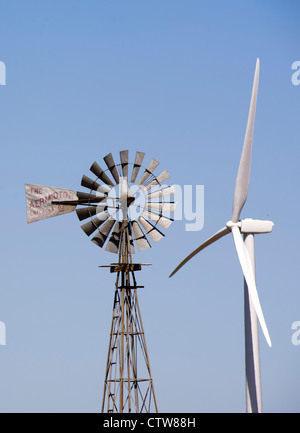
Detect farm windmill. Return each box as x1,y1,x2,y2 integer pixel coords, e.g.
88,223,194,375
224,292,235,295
170,59,273,413
26,150,176,413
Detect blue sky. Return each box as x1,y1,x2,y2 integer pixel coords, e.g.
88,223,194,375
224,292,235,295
0,0,300,412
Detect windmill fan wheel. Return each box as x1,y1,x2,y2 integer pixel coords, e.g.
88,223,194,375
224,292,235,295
76,150,176,254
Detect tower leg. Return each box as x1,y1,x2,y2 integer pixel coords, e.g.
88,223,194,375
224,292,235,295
243,233,262,413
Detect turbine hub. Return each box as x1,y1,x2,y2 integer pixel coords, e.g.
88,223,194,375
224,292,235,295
226,220,241,230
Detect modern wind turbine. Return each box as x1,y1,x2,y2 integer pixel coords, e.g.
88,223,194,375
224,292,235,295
170,58,273,413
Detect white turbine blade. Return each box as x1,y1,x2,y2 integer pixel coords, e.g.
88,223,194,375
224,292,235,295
147,184,176,199
169,226,230,277
232,58,260,222
231,225,272,347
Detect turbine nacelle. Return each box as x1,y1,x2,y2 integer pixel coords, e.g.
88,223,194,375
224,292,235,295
226,219,274,234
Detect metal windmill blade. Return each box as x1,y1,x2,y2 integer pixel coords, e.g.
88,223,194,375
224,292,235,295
131,151,145,183
142,169,170,192
138,216,165,243
81,174,111,194
76,205,99,221
120,150,129,179
146,184,176,199
90,161,115,187
105,221,122,253
142,210,174,229
103,153,120,184
91,218,116,248
80,212,110,236
145,202,176,213
131,221,151,252
136,158,160,186
76,191,107,203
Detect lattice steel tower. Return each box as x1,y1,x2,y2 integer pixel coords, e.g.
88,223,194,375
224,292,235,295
100,238,157,413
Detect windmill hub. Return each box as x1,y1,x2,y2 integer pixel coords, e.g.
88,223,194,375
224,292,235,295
127,196,135,207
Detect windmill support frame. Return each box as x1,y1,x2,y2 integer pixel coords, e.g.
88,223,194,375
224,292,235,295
101,232,158,413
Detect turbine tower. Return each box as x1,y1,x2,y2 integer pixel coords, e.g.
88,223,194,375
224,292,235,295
26,150,176,413
170,58,273,413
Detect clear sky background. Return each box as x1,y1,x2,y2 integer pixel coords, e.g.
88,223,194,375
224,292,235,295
0,0,300,413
